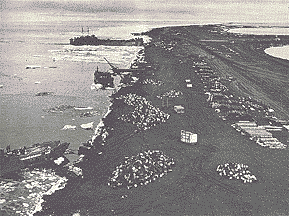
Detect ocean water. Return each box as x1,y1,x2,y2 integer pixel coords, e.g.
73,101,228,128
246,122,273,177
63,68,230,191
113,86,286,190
1,4,289,215
0,12,199,157
228,27,289,35
1,6,289,154
0,20,144,154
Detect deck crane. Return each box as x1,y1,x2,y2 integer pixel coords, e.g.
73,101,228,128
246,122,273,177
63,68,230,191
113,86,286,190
94,57,152,90
103,57,119,75
103,57,147,74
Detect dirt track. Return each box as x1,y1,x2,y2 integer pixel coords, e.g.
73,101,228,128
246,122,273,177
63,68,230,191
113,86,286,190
37,25,289,216
197,39,289,119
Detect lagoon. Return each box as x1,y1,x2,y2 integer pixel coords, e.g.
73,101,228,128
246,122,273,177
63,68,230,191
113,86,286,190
228,27,289,60
265,45,289,61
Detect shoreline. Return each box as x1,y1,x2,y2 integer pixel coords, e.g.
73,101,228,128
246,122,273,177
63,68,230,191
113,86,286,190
18,24,289,215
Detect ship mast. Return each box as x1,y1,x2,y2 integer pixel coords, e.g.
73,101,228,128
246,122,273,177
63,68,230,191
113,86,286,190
87,27,90,35
82,27,84,34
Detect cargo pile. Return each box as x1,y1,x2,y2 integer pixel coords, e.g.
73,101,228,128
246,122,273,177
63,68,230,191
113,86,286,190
108,150,175,189
142,78,163,86
116,93,170,130
216,163,257,183
65,165,83,177
157,89,183,99
232,121,287,149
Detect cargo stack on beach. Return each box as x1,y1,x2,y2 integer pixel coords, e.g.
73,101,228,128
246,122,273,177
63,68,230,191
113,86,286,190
34,24,289,216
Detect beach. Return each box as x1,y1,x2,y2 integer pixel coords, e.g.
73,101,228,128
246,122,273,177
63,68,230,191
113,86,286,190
1,3,289,215
33,24,289,216
1,7,289,157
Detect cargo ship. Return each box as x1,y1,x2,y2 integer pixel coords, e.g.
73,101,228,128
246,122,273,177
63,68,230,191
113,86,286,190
0,141,70,177
70,35,143,46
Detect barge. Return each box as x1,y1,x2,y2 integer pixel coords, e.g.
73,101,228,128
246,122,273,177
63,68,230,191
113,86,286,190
0,141,70,177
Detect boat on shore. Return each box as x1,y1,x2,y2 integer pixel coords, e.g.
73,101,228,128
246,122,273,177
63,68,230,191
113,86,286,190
93,67,115,90
0,141,70,177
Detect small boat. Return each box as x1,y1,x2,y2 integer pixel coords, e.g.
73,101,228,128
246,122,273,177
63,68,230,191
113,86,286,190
105,87,115,90
61,125,77,130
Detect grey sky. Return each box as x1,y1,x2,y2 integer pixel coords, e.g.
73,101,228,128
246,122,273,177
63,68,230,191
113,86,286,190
1,0,288,24
3,0,288,13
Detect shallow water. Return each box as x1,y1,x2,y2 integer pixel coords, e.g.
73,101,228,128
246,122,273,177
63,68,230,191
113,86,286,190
228,27,289,35
228,27,289,60
265,45,289,61
0,12,197,152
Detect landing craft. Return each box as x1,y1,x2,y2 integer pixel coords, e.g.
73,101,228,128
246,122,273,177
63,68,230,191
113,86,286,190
93,57,149,90
94,66,115,90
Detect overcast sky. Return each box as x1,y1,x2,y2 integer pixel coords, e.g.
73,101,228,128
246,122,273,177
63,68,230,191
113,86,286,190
2,0,288,12
1,0,288,24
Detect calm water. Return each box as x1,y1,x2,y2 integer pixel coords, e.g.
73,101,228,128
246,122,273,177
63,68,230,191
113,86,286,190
265,45,289,60
228,27,289,35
